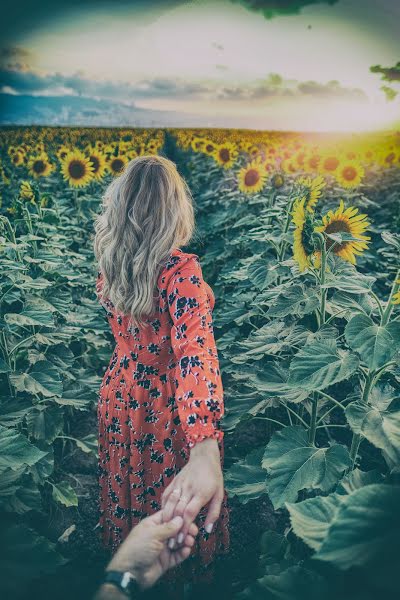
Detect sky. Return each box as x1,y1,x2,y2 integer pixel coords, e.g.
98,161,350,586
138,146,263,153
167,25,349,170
0,0,399,131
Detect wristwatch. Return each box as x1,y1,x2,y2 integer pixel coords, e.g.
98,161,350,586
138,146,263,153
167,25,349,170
102,570,141,598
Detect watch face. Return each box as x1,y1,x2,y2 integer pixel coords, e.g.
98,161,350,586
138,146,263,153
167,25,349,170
121,572,135,589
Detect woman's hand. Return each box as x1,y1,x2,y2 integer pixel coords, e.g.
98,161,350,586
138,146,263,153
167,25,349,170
161,438,224,546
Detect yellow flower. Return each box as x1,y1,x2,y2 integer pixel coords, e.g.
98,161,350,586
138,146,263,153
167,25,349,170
60,150,95,187
291,197,315,272
107,153,128,176
297,174,326,213
314,199,371,265
319,152,341,175
27,153,54,178
335,160,365,189
212,143,238,169
87,148,108,181
238,158,267,194
19,181,35,202
271,173,285,188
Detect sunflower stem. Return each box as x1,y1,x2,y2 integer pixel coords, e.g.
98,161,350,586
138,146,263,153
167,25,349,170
315,232,327,326
277,196,296,262
308,393,318,445
381,268,400,326
348,371,374,469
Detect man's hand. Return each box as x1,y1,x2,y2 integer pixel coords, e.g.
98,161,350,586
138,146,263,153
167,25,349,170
105,512,198,590
161,438,224,546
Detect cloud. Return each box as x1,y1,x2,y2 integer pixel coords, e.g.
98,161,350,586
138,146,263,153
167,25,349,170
0,62,367,105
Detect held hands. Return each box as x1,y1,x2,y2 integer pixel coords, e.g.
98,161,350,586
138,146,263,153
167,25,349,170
161,437,224,548
105,511,198,590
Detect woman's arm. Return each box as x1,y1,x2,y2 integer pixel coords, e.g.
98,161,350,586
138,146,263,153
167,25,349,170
162,257,225,541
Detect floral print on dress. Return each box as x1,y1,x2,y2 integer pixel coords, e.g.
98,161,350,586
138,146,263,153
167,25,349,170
95,248,229,578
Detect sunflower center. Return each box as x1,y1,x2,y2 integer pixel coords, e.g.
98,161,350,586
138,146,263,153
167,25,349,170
324,219,350,250
323,157,339,171
309,155,319,169
112,159,124,172
33,160,46,174
90,155,100,172
244,169,260,187
69,160,85,179
206,144,214,153
219,148,230,162
342,166,357,181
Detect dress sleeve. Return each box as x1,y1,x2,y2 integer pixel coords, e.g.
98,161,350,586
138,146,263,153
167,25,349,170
166,257,224,448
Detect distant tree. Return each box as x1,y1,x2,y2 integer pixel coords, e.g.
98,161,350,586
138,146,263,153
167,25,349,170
370,61,400,101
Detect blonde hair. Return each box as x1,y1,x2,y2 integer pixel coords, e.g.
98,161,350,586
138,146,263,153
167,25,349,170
93,155,195,328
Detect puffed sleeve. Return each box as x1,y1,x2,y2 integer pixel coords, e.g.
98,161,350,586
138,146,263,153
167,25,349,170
166,257,225,448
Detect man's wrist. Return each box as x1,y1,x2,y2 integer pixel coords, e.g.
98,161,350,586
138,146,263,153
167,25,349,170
94,582,128,600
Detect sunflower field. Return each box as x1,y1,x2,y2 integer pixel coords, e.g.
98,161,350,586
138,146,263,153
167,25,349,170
0,125,399,600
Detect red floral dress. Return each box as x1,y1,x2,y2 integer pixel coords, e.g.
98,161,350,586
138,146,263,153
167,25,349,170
95,248,229,578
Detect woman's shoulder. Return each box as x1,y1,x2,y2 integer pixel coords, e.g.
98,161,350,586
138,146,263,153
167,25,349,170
159,248,202,287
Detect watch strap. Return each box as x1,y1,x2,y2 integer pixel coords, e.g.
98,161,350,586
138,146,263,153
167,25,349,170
103,570,141,598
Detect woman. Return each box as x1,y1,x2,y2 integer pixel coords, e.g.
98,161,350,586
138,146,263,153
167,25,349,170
93,155,229,587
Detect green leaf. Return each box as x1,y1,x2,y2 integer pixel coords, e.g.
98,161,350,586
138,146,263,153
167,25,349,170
75,433,98,455
336,468,383,495
316,484,400,569
262,426,351,509
287,493,344,550
287,484,400,571
0,425,47,475
288,339,359,391
253,363,309,403
345,401,400,466
345,314,400,370
26,406,64,444
266,285,319,318
225,447,267,503
51,480,78,507
0,522,66,598
4,308,55,328
9,360,63,397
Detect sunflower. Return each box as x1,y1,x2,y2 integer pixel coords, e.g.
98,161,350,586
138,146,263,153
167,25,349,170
56,145,72,161
212,143,238,169
271,173,285,188
319,152,341,175
60,150,94,187
11,151,25,167
203,140,217,156
297,174,326,213
107,153,128,176
304,152,321,172
28,153,54,178
87,149,108,181
335,160,365,189
314,199,371,265
291,197,315,272
191,137,206,153
281,158,297,174
238,158,267,194
19,180,35,202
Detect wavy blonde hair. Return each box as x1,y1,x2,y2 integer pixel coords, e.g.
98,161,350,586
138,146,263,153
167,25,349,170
93,155,195,328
